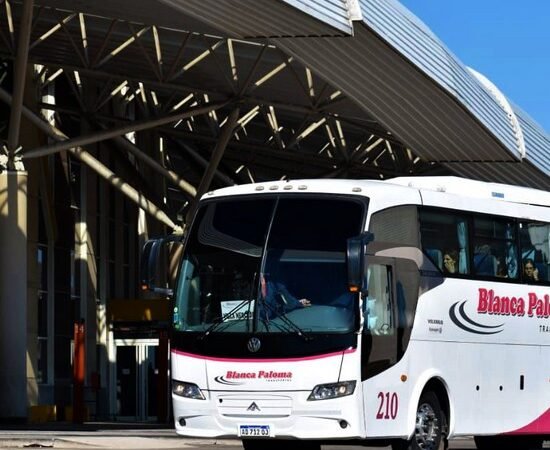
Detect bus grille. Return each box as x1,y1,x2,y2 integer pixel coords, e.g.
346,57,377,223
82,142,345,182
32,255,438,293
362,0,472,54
216,394,292,417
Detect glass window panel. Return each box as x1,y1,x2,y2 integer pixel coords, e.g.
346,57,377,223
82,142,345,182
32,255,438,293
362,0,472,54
520,222,550,283
419,210,469,275
364,264,394,336
38,292,48,338
176,197,364,334
37,337,48,384
37,245,48,290
473,217,517,279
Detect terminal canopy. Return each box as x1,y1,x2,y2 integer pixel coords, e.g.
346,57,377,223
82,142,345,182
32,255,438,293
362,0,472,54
1,0,549,223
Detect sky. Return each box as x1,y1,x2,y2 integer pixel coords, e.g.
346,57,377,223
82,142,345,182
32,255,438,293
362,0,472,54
399,1,550,133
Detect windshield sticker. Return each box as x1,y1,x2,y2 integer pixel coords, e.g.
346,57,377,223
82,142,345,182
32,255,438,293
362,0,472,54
221,300,255,321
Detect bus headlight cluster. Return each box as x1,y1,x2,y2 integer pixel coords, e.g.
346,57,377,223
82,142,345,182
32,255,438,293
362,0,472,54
307,381,356,401
172,380,205,400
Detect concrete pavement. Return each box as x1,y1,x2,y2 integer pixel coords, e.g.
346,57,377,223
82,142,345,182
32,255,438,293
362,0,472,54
0,423,240,448
0,423,521,450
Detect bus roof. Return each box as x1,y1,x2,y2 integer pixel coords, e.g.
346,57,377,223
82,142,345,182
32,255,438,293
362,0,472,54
204,176,550,210
387,176,550,208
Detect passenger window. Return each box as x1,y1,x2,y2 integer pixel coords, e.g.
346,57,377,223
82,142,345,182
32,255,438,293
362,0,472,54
364,264,394,336
519,222,550,284
472,218,518,279
419,210,470,275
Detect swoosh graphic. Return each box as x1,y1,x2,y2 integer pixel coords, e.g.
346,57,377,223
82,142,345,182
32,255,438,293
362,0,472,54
214,376,244,386
458,301,504,329
449,301,504,335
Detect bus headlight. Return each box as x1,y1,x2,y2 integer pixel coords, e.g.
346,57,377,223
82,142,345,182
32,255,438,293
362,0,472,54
307,381,356,401
172,380,205,400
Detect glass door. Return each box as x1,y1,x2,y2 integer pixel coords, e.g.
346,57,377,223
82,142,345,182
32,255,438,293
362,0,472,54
114,339,159,421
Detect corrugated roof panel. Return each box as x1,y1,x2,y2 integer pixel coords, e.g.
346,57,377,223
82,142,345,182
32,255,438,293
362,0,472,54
273,26,516,164
283,0,353,32
514,109,550,173
360,0,520,155
158,0,353,38
24,0,549,185
449,161,550,191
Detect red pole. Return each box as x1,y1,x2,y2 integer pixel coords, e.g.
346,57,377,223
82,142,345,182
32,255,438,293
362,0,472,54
73,320,85,423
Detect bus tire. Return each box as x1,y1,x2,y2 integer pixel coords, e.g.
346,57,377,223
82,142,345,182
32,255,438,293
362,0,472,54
392,390,448,450
474,435,544,450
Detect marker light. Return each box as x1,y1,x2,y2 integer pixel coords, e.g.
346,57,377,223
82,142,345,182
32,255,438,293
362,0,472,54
172,380,205,400
307,381,356,401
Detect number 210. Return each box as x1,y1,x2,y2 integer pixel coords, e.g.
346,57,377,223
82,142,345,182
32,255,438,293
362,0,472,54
376,392,398,419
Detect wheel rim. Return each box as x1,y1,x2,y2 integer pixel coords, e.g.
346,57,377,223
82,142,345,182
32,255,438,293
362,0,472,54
414,402,440,450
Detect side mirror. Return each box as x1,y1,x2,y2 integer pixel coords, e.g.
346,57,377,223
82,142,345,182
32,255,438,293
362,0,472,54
140,234,185,296
346,232,374,295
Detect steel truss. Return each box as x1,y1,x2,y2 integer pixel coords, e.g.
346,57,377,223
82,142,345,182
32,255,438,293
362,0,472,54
0,0,445,226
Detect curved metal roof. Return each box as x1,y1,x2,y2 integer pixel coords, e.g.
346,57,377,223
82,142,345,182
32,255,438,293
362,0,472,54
169,0,549,188
2,0,548,194
159,0,356,38
360,0,549,175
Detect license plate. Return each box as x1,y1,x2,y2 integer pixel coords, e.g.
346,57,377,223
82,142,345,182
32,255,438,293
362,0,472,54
239,425,271,437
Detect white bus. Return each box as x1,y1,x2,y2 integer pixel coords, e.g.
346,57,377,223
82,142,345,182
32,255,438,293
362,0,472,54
166,176,550,450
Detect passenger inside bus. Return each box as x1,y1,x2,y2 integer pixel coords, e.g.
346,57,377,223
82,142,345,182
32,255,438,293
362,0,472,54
473,244,498,276
496,256,509,278
258,273,311,320
442,250,458,274
523,258,540,283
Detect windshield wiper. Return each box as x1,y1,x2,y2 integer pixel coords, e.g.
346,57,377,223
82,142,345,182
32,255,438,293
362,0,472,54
277,311,313,342
197,299,254,340
260,295,312,342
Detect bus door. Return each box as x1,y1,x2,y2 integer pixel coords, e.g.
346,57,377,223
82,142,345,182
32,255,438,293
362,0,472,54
361,256,399,380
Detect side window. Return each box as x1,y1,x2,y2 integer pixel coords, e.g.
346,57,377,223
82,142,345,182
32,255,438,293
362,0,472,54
472,217,518,279
519,222,550,284
364,264,395,336
419,210,470,275
369,206,419,246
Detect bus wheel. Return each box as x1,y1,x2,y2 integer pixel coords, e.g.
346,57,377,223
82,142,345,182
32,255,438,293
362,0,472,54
474,435,543,450
392,390,448,450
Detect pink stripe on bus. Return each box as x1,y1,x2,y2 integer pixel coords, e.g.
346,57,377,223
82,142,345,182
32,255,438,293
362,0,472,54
506,408,550,434
171,347,355,363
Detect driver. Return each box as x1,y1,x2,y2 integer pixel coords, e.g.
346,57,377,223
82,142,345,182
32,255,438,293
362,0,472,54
259,273,311,320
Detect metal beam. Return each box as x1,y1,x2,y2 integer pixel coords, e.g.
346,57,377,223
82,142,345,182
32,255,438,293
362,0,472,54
177,140,236,187
105,126,198,197
6,0,33,167
25,62,329,116
186,107,240,223
0,86,181,232
22,100,229,159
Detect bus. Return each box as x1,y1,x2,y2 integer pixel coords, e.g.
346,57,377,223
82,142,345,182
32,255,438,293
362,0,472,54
161,176,550,450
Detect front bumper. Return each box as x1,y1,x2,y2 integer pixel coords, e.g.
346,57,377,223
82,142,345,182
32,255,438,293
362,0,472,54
173,390,364,439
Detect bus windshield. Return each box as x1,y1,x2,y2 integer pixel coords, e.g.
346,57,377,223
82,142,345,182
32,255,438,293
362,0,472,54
174,196,365,334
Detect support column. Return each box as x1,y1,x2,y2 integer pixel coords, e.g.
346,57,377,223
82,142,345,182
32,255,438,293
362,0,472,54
0,0,33,418
7,0,34,169
0,171,28,418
